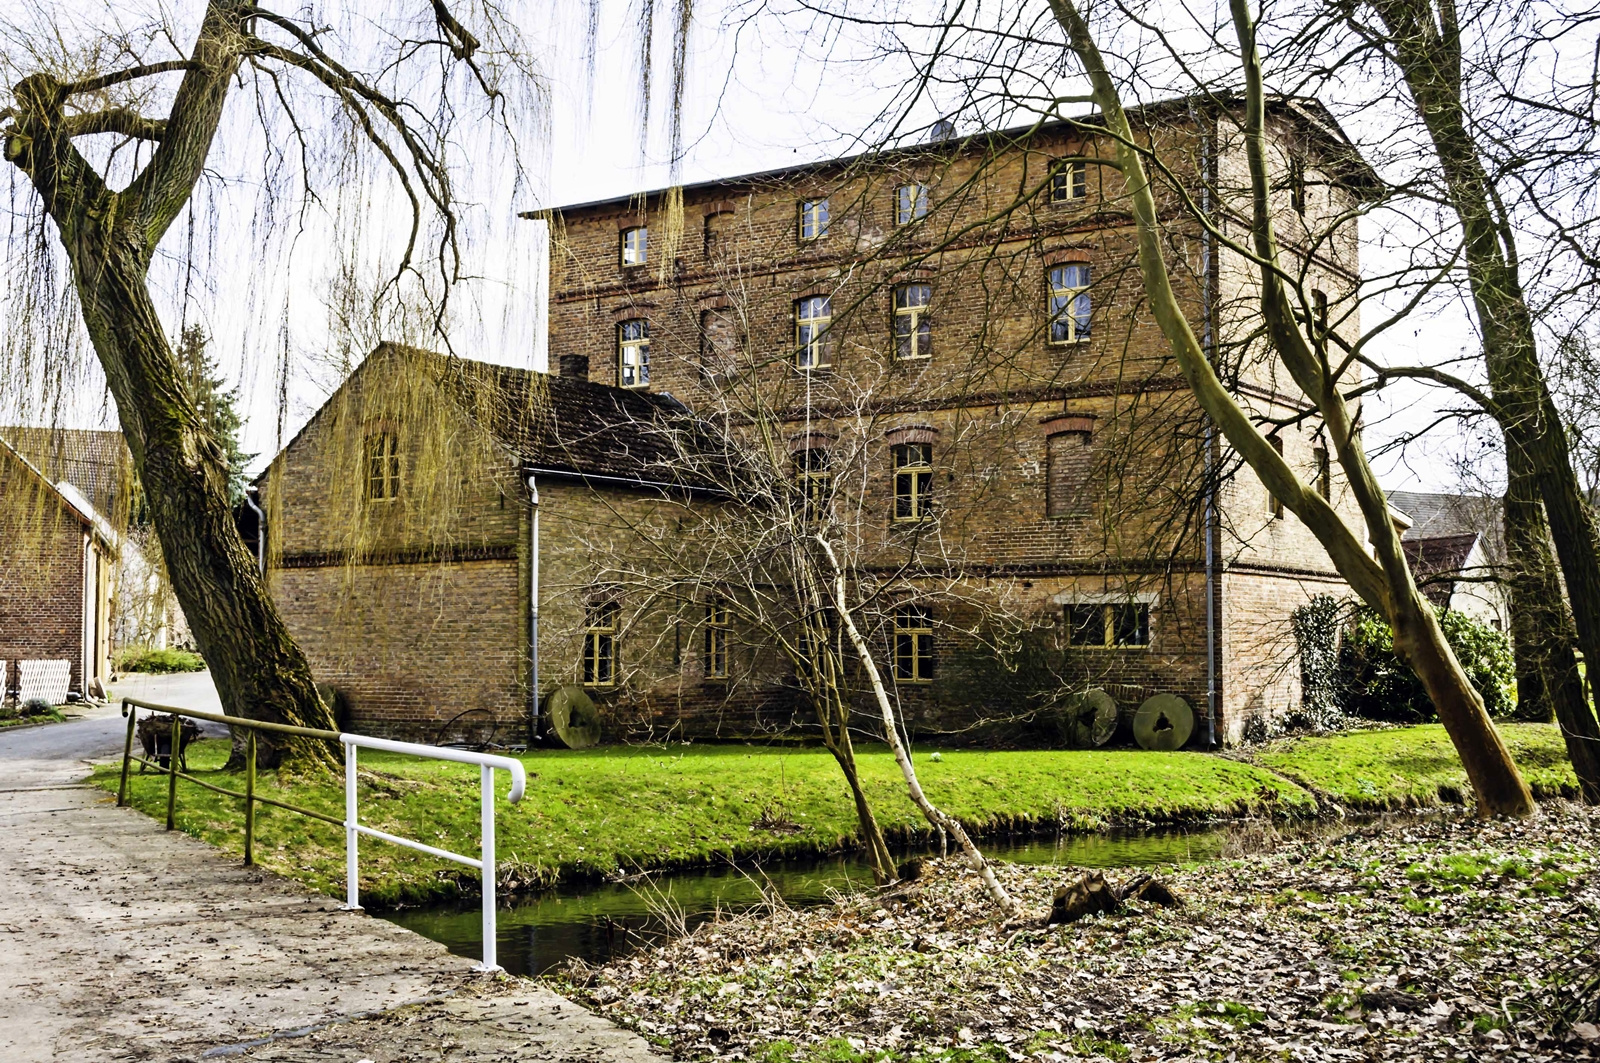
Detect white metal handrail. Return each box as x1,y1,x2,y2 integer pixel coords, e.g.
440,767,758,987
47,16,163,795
338,733,527,972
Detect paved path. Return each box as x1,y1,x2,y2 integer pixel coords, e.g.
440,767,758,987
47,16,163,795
0,675,659,1062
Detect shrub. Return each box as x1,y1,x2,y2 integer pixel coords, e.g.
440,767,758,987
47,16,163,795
1290,594,1344,731
1335,606,1514,723
21,696,54,715
115,646,206,674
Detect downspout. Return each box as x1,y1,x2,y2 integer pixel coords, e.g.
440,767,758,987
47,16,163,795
1198,107,1220,749
526,473,541,745
243,486,267,575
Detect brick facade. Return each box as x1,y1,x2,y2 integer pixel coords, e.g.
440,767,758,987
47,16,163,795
0,442,113,699
263,101,1373,747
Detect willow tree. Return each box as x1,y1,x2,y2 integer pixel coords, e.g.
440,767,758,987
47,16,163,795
0,2,534,766
1047,0,1533,816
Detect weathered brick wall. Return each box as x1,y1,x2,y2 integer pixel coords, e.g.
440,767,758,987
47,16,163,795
538,112,1365,745
262,349,530,742
0,450,87,695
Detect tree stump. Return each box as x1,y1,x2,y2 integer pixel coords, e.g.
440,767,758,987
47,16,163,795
1048,871,1183,924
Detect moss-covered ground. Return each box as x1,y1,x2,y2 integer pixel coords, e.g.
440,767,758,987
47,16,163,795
90,723,1576,907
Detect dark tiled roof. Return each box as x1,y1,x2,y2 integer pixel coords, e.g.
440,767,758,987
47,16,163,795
1402,532,1482,609
0,426,131,517
412,347,729,492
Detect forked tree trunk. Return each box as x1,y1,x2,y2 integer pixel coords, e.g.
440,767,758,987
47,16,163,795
4,1,336,769
822,718,898,882
1049,0,1534,816
816,538,1020,918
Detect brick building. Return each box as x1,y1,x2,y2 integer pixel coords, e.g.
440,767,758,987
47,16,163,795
0,437,115,701
262,99,1375,746
532,97,1374,745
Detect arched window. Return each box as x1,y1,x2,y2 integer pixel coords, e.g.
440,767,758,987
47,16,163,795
893,604,935,682
892,442,933,521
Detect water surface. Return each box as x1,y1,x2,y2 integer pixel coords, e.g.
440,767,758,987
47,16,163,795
383,827,1229,976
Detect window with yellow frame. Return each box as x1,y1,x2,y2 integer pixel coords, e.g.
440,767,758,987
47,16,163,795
893,604,935,682
703,602,729,679
582,599,619,687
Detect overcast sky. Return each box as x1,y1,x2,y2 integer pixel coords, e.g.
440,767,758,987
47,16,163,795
2,0,1490,494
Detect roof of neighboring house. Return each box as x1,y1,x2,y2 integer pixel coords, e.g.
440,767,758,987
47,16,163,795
0,436,115,546
529,94,1379,218
1387,490,1505,561
0,426,131,518
439,353,728,490
266,345,729,494
1402,531,1483,610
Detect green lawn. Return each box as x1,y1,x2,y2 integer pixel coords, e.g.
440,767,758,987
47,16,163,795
91,723,1577,906
1256,723,1578,809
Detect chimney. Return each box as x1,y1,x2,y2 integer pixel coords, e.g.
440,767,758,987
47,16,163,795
558,353,590,380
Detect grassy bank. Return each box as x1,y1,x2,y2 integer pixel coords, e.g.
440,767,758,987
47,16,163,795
1257,723,1579,808
91,723,1576,907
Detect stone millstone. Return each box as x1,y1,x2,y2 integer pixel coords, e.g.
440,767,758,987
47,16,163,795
1133,693,1194,751
1068,688,1120,748
547,685,602,749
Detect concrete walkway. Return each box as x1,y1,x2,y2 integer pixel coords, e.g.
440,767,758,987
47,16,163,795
0,675,660,1062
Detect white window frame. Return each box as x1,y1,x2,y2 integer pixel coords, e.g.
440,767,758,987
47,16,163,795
617,319,650,388
1048,264,1092,345
895,183,929,226
893,283,932,361
621,226,648,267
795,295,833,369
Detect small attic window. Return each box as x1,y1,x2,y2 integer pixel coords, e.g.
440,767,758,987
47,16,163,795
365,431,399,501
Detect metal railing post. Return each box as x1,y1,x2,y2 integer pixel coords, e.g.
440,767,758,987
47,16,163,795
165,712,180,830
244,731,256,867
343,740,361,911
475,764,500,973
117,701,137,806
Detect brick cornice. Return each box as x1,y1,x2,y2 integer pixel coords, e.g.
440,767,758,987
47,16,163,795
277,543,518,570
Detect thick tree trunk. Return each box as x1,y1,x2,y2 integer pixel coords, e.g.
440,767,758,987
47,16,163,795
67,237,337,770
1051,0,1534,816
821,722,897,883
1368,0,1600,803
1,2,337,770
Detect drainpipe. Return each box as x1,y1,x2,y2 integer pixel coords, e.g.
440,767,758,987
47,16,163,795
243,486,267,575
526,473,541,745
1198,106,1219,750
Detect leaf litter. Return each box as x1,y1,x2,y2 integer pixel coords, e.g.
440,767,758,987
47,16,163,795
548,802,1599,1062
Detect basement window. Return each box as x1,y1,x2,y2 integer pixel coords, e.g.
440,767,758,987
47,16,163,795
1066,603,1150,648
583,599,619,687
893,604,935,683
364,431,400,501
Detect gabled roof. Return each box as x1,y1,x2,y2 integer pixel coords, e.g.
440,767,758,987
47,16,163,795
0,435,114,546
1402,532,1483,610
435,352,728,491
0,426,130,517
267,344,729,495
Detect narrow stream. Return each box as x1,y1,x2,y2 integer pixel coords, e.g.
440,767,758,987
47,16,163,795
382,827,1231,976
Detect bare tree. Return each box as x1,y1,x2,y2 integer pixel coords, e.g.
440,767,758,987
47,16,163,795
1047,0,1534,815
0,3,535,766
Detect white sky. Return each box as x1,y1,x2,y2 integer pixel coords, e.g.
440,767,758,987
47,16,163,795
5,0,1493,494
